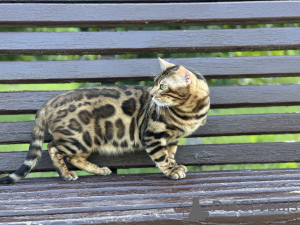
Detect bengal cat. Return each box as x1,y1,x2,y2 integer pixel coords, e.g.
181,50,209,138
0,58,210,184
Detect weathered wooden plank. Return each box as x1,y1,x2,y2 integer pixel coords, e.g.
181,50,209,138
1,28,300,55
210,85,300,108
1,168,299,191
4,173,300,194
1,56,300,84
3,178,300,206
2,172,300,211
0,2,300,27
2,190,300,217
0,113,299,144
1,210,300,225
1,142,300,172
194,113,300,137
0,91,64,114
1,84,299,114
1,170,300,224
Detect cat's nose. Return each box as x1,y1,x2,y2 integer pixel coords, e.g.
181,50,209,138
150,93,154,98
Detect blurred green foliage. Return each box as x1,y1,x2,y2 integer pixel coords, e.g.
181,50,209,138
0,24,299,178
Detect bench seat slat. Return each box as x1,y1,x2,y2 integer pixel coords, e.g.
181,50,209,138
1,28,300,55
1,2,300,27
1,170,300,224
1,142,299,172
1,56,300,84
1,189,300,216
4,169,300,191
1,84,299,114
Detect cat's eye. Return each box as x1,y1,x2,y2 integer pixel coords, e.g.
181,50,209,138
160,84,167,90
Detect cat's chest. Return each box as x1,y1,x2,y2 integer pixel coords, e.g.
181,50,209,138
166,122,201,143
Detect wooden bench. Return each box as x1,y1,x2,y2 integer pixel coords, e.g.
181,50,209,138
1,1,300,224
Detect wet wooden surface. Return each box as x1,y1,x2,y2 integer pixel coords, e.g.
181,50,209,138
1,169,300,224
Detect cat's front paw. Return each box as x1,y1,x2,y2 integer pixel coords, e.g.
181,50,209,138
98,167,112,176
62,171,78,181
166,166,187,179
177,165,188,173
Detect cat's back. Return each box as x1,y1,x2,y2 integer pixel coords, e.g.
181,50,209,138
46,85,151,117
43,85,151,152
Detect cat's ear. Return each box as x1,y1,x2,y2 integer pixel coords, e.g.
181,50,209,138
158,58,175,70
177,65,192,86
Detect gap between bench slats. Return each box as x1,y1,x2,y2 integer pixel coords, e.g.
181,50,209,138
1,28,300,55
1,56,300,84
0,113,299,144
1,85,299,114
0,142,299,172
0,2,300,27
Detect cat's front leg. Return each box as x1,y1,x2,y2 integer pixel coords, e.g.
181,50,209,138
144,139,186,179
167,142,188,174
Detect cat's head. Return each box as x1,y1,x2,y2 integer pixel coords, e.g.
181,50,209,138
151,58,209,109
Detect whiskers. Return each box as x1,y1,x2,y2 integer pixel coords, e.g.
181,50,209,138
150,99,172,122
146,99,162,121
147,99,155,114
149,99,163,122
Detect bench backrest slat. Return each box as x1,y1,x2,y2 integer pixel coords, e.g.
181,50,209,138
2,28,300,55
1,56,300,84
1,113,299,144
1,84,300,114
1,2,300,27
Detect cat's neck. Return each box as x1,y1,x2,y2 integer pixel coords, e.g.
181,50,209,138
175,80,210,114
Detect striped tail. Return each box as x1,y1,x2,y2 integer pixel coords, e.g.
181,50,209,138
0,107,47,184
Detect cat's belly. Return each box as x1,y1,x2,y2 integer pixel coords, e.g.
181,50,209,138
93,139,144,155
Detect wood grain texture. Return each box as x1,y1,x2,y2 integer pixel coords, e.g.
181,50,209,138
1,142,300,172
2,169,300,224
0,113,299,144
1,84,299,114
0,2,300,27
1,56,300,84
1,28,300,55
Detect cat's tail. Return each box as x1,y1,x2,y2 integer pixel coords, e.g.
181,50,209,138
0,106,47,184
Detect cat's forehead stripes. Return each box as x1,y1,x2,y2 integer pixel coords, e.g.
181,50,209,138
155,65,207,83
155,65,179,83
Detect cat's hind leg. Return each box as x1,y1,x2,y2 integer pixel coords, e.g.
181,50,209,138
67,154,112,176
47,142,78,181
